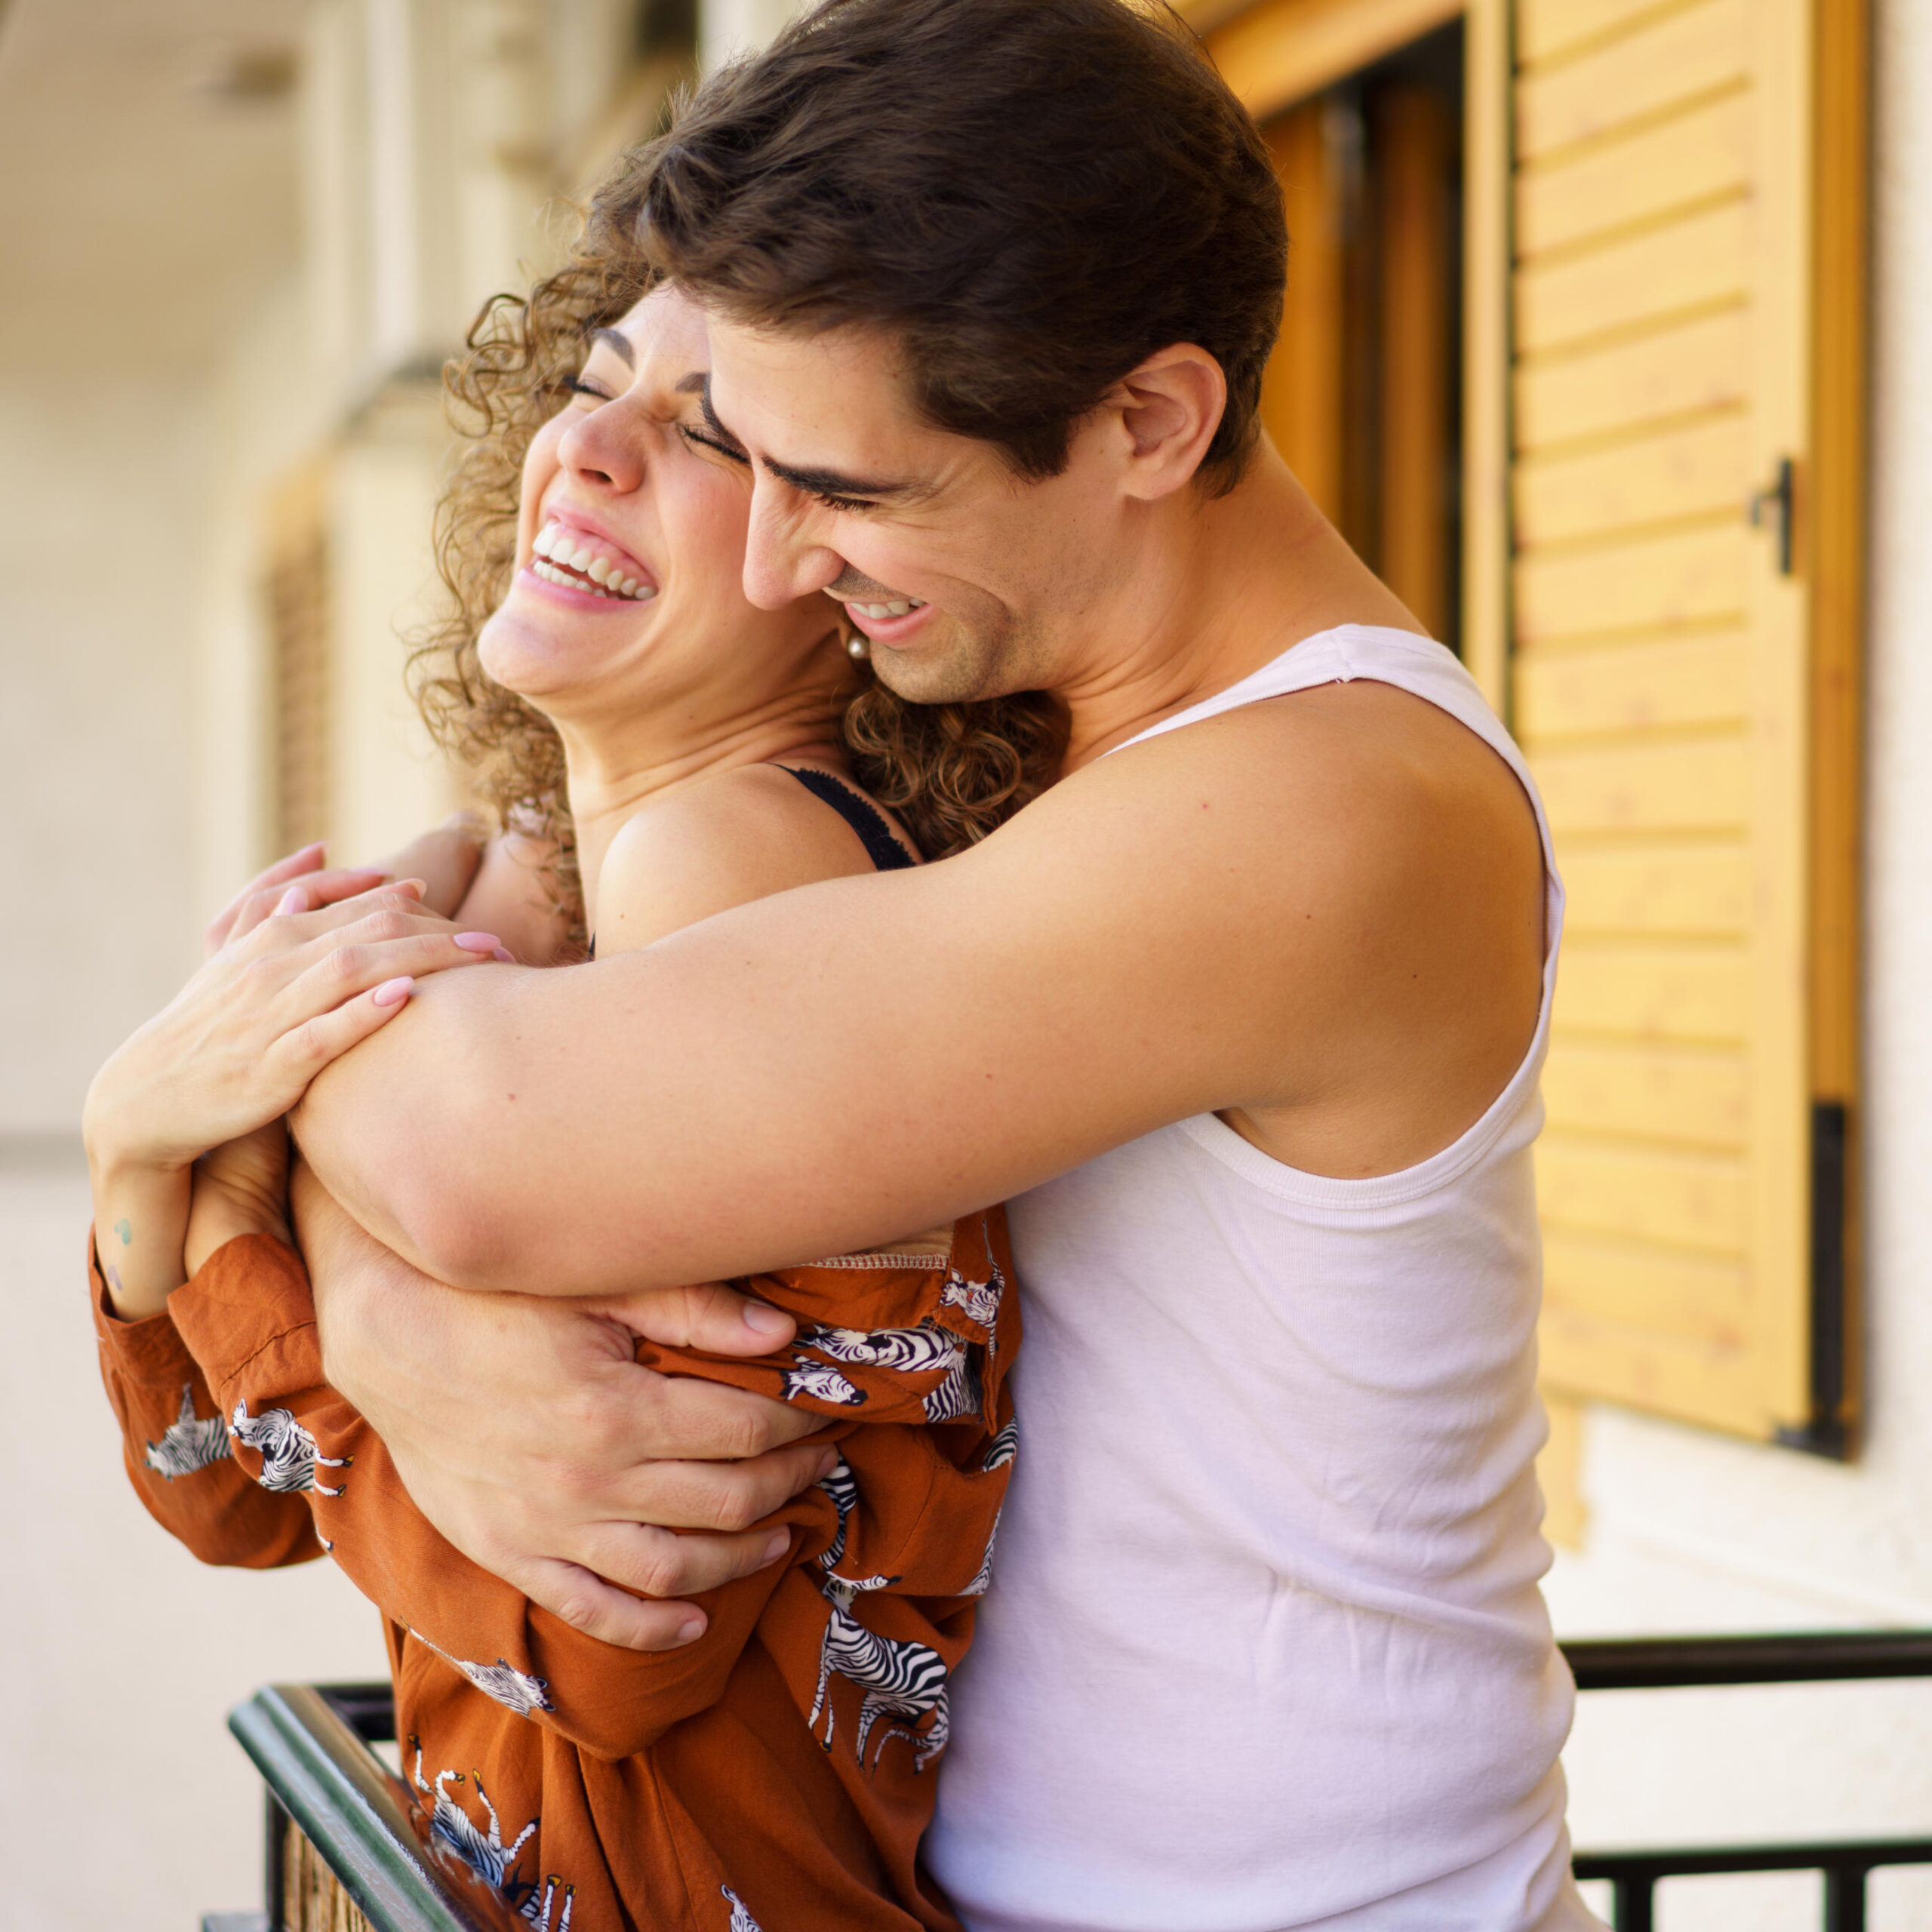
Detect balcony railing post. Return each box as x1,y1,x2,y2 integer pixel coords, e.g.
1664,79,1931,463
1823,1861,1867,1932
1610,1872,1654,1932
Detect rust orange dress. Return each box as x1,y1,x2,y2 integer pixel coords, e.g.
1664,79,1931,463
91,1208,1018,1932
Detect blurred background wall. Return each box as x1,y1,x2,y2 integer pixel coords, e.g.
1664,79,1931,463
5,0,1932,1927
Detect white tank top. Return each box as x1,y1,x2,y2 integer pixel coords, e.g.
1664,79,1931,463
924,626,1600,1932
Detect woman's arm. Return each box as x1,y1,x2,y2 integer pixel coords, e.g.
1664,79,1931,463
85,881,506,1320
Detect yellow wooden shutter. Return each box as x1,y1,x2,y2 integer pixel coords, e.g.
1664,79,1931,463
1509,0,1867,1447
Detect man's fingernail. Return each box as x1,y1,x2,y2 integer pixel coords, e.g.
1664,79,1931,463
816,1450,838,1480
675,1616,706,1645
372,976,414,1008
762,1530,790,1564
742,1300,791,1336
453,931,502,953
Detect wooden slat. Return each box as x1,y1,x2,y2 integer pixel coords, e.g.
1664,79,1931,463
1516,199,1746,355
1518,0,1746,162
1518,88,1749,258
1516,309,1746,453
1518,0,1687,69
1516,632,1748,740
1515,523,1748,645
1559,841,1748,937
1554,940,1746,1041
1537,1134,1746,1253
1204,0,1460,123
1542,1037,1748,1147
1515,416,1749,549
1539,1304,1766,1433
1534,734,1747,835
1543,1229,1749,1346
1537,1388,1589,1548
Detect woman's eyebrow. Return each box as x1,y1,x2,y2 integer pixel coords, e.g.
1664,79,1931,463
589,327,635,365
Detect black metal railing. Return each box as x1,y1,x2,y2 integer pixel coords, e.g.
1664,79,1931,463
1564,1630,1932,1932
223,1634,1932,1932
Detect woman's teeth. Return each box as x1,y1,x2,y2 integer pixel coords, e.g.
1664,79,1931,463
530,523,656,601
852,598,926,619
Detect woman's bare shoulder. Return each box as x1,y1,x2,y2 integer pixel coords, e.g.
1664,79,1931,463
595,762,905,955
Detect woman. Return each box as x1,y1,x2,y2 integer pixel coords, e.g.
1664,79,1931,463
84,159,1059,1932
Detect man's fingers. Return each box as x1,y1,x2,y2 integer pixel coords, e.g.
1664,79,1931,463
568,1519,793,1603
506,1554,709,1652
611,1368,825,1463
604,1280,797,1355
605,1438,835,1531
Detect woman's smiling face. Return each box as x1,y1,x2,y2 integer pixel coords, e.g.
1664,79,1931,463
478,283,843,734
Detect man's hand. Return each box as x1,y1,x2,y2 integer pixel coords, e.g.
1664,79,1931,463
293,1163,829,1650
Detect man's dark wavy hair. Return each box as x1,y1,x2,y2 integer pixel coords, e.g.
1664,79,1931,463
632,0,1287,495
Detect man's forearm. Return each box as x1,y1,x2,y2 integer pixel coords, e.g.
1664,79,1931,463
290,744,1300,1299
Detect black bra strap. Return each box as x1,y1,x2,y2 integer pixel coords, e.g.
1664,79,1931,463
780,767,918,871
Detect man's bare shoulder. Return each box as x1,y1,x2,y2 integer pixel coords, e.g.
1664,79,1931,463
977,677,1546,1174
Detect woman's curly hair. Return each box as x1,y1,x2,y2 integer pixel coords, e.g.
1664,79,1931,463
411,146,1067,935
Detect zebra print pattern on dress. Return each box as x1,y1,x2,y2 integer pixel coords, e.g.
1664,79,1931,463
411,1629,554,1716
721,1885,763,1931
143,1383,232,1479
230,1398,349,1495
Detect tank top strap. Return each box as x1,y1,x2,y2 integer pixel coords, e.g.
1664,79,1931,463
1106,623,1561,928
779,765,918,872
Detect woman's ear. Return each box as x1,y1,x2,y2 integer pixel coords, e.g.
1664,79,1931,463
1109,344,1228,501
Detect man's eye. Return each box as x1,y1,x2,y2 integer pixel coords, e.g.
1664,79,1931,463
813,491,874,515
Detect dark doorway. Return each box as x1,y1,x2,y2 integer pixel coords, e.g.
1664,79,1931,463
1260,23,1465,652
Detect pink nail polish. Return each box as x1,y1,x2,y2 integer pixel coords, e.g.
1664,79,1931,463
372,976,414,1007
492,946,516,964
452,931,502,953
275,885,308,915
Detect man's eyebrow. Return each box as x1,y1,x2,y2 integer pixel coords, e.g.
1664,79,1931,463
698,374,928,501
588,327,635,366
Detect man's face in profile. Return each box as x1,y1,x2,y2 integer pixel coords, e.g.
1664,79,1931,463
703,312,1118,706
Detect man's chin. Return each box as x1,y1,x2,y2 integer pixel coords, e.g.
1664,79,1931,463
868,629,1012,707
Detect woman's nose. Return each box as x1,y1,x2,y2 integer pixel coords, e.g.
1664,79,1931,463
555,404,645,494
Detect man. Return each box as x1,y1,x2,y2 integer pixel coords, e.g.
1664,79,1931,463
294,1,1595,1924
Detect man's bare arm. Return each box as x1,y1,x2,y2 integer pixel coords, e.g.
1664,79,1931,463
297,685,1543,1297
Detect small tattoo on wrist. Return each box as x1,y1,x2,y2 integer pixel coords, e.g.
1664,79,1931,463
114,1219,133,1246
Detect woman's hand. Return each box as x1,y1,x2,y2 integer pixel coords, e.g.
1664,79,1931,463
297,1163,829,1651
85,881,509,1319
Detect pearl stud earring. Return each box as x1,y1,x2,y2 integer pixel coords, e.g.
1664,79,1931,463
848,633,870,660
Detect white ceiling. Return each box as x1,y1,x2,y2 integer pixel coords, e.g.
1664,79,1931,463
0,0,305,374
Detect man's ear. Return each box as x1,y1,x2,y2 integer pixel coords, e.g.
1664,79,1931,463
1108,344,1227,501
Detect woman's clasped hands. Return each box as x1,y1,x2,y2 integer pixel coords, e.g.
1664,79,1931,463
84,841,512,1322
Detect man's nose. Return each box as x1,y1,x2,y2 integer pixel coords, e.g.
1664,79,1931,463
743,478,841,611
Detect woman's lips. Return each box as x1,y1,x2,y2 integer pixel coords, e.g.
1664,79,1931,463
529,520,657,601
